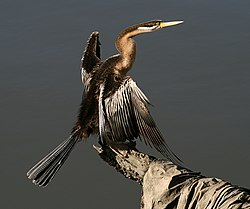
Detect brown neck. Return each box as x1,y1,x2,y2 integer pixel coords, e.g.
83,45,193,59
114,24,148,74
115,35,136,73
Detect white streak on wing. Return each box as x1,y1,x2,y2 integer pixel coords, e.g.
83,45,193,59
129,79,150,104
100,77,181,163
103,77,152,142
98,83,105,143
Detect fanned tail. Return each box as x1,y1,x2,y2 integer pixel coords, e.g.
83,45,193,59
27,133,79,187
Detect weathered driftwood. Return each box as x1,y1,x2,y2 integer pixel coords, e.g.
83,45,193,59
94,145,250,209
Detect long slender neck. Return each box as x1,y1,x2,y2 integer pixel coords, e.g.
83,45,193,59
115,34,136,73
115,25,147,74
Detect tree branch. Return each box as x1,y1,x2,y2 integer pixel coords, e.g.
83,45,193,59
94,145,250,209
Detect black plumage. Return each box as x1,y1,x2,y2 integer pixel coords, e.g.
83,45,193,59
27,20,183,187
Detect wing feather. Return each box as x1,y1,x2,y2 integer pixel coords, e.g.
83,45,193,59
99,77,181,164
81,32,101,93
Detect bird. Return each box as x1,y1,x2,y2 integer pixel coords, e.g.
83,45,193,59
27,20,183,187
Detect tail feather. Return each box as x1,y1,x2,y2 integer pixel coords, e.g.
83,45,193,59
27,134,79,187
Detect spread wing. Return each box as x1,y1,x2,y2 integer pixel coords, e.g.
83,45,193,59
81,31,101,93
99,76,181,164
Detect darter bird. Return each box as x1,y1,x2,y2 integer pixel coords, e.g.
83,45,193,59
27,20,183,187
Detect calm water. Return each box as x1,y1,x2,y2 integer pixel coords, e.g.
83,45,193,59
1,0,250,208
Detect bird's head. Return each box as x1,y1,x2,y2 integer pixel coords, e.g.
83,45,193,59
136,20,183,32
119,20,183,38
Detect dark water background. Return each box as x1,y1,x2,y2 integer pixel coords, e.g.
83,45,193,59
1,0,250,208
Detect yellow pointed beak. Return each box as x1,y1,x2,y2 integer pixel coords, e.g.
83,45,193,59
160,20,184,28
